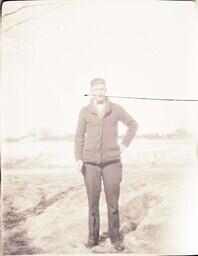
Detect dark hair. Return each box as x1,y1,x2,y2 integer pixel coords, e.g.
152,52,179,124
90,78,106,87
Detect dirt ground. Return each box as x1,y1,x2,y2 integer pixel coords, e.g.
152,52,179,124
2,165,195,255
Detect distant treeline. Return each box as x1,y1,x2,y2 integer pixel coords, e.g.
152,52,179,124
136,129,192,140
3,129,193,143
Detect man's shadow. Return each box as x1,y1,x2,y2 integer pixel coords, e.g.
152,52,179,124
98,192,162,244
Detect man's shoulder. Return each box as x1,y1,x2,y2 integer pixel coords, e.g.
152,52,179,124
110,101,124,111
79,104,89,115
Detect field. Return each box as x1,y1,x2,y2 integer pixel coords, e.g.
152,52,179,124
2,139,198,254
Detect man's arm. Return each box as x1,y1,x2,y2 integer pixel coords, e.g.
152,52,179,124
74,108,86,161
117,105,139,148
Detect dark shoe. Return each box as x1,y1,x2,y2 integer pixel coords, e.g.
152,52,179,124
111,240,125,251
85,239,98,249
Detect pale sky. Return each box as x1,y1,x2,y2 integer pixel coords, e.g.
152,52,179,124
1,0,198,138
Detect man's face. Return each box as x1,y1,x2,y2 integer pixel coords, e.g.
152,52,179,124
90,83,107,103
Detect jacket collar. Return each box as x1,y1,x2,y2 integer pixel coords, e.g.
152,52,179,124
88,96,112,117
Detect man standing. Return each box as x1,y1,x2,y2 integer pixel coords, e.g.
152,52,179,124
74,78,139,251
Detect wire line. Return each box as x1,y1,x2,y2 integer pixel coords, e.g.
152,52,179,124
84,94,198,102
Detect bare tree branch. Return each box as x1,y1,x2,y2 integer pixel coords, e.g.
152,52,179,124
3,4,35,18
3,14,43,33
3,0,67,18
2,0,67,33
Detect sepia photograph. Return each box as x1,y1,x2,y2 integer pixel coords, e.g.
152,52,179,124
1,0,198,255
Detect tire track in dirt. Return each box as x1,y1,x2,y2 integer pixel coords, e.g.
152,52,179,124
3,184,84,229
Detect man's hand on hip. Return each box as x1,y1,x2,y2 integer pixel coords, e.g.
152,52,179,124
75,160,83,172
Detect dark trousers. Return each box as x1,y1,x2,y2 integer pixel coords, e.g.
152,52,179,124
82,159,122,243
